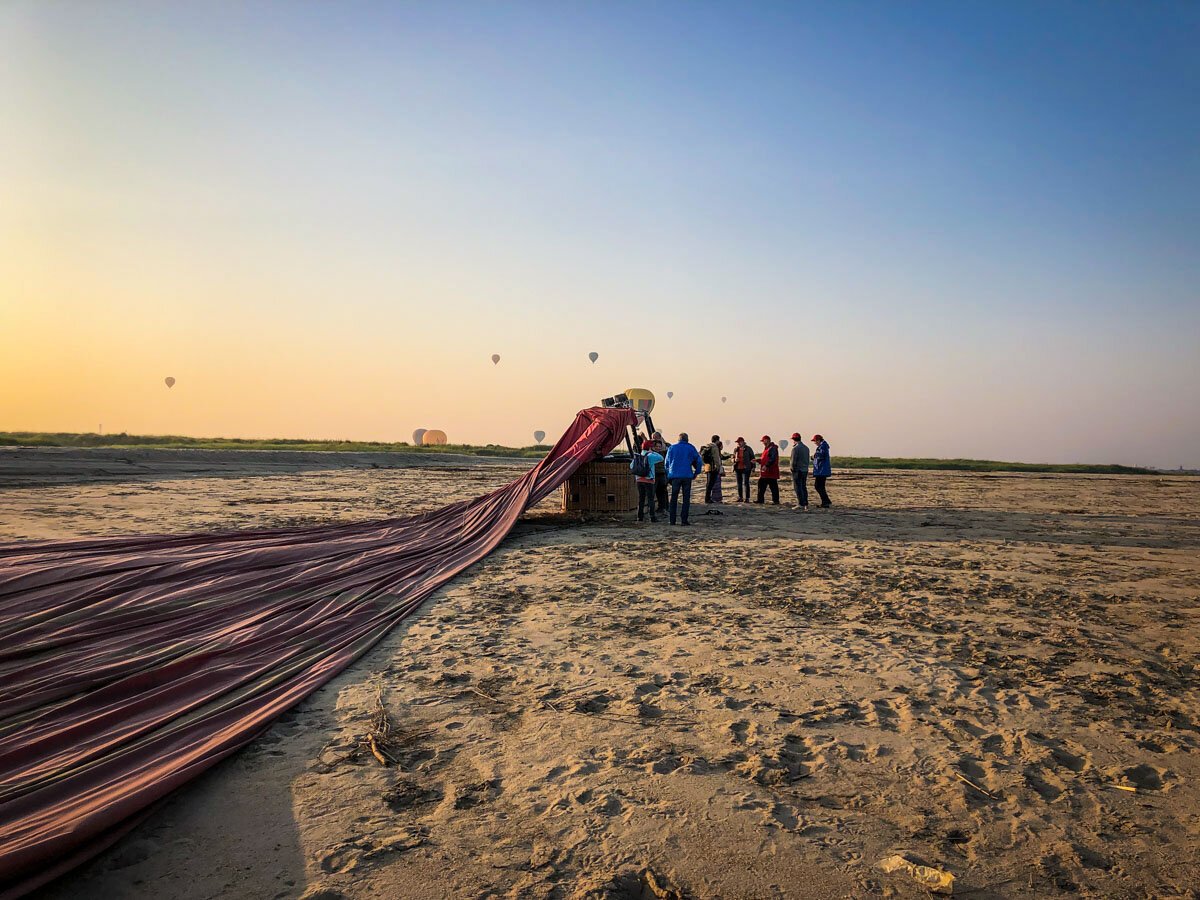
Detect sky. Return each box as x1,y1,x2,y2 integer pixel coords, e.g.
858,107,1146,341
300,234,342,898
2,1,1197,467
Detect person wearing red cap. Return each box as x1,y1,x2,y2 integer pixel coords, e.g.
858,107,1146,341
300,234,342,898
630,439,664,522
812,434,832,507
755,435,780,504
731,436,755,502
789,432,810,510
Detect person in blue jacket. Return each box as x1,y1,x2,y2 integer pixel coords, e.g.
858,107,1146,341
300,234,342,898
812,433,832,507
664,432,703,526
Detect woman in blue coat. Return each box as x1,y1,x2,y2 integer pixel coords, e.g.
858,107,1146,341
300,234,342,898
812,434,832,508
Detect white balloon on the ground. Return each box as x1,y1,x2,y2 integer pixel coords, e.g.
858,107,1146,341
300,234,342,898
666,391,673,399
533,430,546,444
421,430,448,446
491,354,500,365
164,377,175,388
412,428,427,445
588,351,599,364
780,439,789,451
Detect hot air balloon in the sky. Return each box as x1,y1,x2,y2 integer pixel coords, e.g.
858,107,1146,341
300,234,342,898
412,428,427,446
421,430,448,446
533,430,546,444
721,396,727,404
666,391,674,399
491,354,500,365
588,351,599,364
164,377,175,389
623,387,655,415
780,439,789,452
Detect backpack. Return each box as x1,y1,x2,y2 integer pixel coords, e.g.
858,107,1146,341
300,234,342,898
631,452,651,478
701,444,715,467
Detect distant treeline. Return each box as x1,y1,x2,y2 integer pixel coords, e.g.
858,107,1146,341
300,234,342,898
828,456,1155,475
0,432,1161,474
0,431,550,459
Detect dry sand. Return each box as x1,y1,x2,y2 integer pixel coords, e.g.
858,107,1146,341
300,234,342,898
3,455,1198,899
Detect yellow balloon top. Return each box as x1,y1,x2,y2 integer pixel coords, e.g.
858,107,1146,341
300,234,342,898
623,387,655,414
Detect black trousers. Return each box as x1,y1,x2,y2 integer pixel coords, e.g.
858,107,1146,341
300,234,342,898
637,482,657,520
756,477,779,504
793,471,808,507
655,472,668,512
735,469,752,500
815,476,830,506
705,470,718,503
669,478,693,524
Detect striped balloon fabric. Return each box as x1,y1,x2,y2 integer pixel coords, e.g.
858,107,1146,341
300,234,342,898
0,406,635,896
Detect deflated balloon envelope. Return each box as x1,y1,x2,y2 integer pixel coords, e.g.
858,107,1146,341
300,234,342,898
421,430,448,446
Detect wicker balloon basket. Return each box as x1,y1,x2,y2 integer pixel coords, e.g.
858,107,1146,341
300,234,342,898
561,459,638,512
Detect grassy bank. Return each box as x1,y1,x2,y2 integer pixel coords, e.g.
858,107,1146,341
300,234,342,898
0,431,1162,474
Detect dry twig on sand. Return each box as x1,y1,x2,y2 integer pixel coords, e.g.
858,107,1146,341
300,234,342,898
954,770,998,800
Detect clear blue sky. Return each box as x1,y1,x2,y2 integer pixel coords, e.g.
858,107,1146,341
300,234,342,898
3,1,1198,466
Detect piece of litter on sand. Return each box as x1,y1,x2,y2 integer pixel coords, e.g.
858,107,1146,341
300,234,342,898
879,855,956,895
1107,784,1138,793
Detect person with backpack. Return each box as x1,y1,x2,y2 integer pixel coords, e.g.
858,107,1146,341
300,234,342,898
664,432,703,525
630,439,665,522
702,434,722,504
732,436,755,502
812,434,832,508
789,432,810,511
651,431,670,514
755,434,780,505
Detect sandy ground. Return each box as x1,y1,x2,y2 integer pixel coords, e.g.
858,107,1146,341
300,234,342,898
3,456,1198,899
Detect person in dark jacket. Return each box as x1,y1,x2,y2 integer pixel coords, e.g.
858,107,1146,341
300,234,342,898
732,436,755,502
790,432,810,510
755,435,780,505
702,435,722,504
664,432,703,525
651,431,670,514
811,434,832,507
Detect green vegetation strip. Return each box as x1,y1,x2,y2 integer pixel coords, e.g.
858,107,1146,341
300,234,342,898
0,432,1160,474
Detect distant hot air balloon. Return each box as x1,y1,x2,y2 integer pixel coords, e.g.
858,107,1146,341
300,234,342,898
412,428,427,446
666,391,673,399
721,396,727,404
588,351,599,364
780,439,789,452
421,430,448,446
491,354,500,365
623,387,655,415
164,377,175,389
533,430,546,444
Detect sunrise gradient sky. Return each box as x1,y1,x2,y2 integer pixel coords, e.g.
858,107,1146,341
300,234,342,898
2,2,1197,466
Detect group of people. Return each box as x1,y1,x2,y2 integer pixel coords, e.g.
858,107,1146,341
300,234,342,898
630,430,832,526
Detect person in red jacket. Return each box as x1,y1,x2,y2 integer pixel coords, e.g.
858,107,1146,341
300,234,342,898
755,435,780,504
